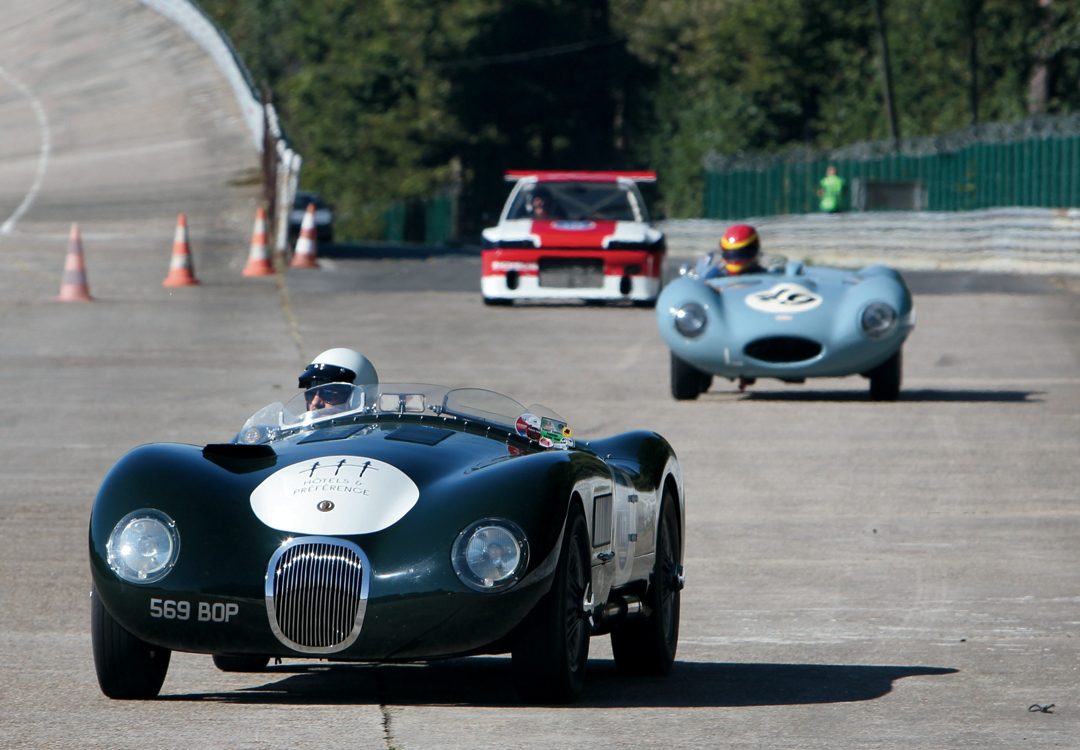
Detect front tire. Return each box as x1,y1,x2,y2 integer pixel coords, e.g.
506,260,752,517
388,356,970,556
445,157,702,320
868,350,902,401
671,353,709,400
91,588,171,699
512,505,592,703
610,490,682,674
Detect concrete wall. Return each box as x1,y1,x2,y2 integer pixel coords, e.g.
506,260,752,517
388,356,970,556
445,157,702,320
662,208,1080,275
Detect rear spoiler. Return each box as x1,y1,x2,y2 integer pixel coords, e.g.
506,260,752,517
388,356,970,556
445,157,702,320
504,170,656,183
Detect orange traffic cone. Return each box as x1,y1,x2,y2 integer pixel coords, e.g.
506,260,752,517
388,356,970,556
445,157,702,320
289,202,320,269
162,213,199,287
242,206,274,277
57,223,93,302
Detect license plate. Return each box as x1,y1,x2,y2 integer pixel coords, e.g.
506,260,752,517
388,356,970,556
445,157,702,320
538,258,604,288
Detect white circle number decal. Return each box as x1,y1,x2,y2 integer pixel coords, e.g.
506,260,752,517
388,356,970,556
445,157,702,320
745,283,823,314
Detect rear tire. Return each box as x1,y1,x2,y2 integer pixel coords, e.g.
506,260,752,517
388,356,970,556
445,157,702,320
868,350,902,401
91,588,170,699
212,654,270,672
610,491,681,674
512,505,591,703
671,353,708,400
483,296,512,307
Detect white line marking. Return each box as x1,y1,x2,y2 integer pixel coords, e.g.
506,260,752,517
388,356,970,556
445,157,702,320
0,64,51,235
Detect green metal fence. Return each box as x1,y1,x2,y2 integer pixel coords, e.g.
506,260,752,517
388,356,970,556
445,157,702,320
382,202,406,242
704,124,1080,218
382,193,458,245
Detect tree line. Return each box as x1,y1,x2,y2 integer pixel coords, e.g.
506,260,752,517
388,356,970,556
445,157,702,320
197,0,1080,240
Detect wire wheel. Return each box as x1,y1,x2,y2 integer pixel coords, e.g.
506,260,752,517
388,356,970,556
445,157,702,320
512,505,592,703
611,491,681,674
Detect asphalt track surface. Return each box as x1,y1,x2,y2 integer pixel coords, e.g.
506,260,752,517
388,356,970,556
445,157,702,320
2,3,1080,749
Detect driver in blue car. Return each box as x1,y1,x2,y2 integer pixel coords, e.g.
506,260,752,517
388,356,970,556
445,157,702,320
696,223,766,279
299,347,379,412
699,225,766,392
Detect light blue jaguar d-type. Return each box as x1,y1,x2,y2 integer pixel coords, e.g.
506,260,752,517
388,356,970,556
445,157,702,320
656,260,915,400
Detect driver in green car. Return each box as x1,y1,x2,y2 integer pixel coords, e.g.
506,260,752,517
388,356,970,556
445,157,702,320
298,348,379,412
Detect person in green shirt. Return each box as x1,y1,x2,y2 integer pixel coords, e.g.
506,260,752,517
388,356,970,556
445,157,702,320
817,165,844,212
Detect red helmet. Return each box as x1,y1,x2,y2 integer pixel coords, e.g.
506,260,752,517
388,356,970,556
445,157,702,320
719,224,760,274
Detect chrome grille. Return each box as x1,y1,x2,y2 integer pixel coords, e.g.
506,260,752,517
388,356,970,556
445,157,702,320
265,537,369,654
592,492,613,547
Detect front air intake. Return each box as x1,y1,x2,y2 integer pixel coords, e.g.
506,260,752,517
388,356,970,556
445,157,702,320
266,537,369,654
744,336,823,363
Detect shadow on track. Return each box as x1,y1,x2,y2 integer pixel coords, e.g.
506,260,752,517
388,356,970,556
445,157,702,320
720,388,1042,403
318,241,478,260
159,659,957,708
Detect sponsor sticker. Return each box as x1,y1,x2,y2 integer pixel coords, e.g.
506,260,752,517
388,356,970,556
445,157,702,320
516,413,574,449
515,413,542,441
491,260,539,273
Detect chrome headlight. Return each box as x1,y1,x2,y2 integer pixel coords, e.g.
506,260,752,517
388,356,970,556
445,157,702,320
452,519,528,592
860,302,898,339
106,509,180,584
671,302,707,338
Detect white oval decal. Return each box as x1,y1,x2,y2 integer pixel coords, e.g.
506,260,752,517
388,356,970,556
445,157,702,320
745,283,823,314
250,455,419,535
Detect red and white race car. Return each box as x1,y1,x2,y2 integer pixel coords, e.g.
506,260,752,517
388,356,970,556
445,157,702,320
480,171,666,306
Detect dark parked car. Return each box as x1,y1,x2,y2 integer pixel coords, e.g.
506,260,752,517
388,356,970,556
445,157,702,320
288,190,334,244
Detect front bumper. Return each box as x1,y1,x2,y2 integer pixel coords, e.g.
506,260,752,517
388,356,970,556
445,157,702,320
90,534,552,661
481,248,663,302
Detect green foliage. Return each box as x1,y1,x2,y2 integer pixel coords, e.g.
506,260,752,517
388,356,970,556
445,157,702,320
201,0,488,238
198,0,1080,235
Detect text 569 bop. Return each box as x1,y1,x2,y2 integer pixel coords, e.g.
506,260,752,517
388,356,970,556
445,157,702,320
149,598,238,623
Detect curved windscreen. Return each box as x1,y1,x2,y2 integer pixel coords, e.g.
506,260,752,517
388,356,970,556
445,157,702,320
235,383,567,446
505,180,646,222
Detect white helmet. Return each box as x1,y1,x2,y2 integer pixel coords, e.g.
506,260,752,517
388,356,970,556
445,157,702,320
298,348,378,388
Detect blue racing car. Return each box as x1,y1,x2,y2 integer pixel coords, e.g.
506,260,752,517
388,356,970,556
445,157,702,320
656,260,915,400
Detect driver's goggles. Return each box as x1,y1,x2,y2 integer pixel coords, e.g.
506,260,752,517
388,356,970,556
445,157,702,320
721,245,758,262
304,384,351,405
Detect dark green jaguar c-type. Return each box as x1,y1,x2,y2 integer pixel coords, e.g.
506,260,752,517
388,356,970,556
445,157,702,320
89,383,684,703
